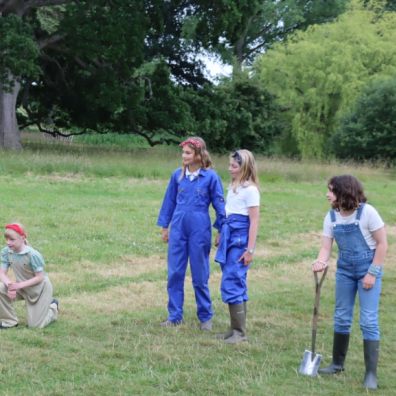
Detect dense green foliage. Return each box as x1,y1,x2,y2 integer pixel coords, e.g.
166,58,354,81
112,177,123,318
191,0,348,66
254,1,396,159
0,14,39,90
332,77,396,162
2,1,396,159
185,74,283,153
1,0,349,150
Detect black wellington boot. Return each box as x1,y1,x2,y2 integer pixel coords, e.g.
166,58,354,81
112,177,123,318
319,332,350,374
363,340,379,390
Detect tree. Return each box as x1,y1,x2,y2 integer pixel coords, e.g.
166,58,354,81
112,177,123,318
363,0,396,12
1,1,219,149
190,0,349,70
186,73,284,153
0,1,350,150
254,2,396,158
0,1,71,149
332,77,396,162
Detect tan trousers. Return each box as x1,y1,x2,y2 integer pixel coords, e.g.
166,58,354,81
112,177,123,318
0,277,58,328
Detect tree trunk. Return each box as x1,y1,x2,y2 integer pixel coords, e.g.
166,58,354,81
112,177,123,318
0,76,22,150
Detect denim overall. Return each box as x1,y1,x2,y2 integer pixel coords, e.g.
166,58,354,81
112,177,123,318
215,214,250,304
157,168,225,323
331,204,382,341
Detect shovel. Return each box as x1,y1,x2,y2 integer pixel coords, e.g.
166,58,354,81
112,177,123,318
299,266,328,377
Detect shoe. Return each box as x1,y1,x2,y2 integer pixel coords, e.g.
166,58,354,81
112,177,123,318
51,298,59,311
0,323,18,329
160,319,183,327
200,319,212,331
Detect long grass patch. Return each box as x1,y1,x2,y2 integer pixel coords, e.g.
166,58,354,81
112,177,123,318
0,144,395,395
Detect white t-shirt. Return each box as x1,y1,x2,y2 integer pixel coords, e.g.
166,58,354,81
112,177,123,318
225,184,260,217
322,203,384,249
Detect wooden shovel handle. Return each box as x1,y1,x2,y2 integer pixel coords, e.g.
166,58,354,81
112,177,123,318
311,266,328,355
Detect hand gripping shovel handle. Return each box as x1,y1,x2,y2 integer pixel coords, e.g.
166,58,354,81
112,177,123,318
311,267,328,357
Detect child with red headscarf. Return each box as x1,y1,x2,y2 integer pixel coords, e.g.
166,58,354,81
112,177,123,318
0,223,59,329
157,137,225,330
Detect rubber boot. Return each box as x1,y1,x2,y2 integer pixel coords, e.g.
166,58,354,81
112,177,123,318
216,304,237,340
224,303,247,344
363,340,379,390
319,332,350,374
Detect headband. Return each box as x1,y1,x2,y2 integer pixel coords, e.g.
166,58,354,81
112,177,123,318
179,138,203,149
5,224,26,237
231,150,242,165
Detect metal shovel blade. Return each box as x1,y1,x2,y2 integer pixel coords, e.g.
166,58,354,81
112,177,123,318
299,350,322,377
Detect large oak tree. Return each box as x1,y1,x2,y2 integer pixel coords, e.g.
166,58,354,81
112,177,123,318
1,1,349,150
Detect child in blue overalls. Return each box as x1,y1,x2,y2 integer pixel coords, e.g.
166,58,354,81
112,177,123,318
157,137,225,330
312,175,387,390
215,150,260,344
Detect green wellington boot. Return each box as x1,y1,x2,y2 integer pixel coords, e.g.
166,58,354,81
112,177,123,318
216,304,238,340
224,303,247,344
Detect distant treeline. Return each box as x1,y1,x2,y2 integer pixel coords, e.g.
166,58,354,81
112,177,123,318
1,1,395,162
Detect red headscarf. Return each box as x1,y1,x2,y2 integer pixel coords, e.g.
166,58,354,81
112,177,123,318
5,223,26,238
179,138,203,149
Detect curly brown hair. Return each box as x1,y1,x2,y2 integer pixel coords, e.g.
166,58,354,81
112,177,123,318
328,175,367,211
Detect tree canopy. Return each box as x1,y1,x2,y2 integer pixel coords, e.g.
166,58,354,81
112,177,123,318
254,1,396,158
0,0,352,150
332,77,396,162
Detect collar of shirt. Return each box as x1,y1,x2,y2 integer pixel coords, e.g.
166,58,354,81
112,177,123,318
185,168,200,181
7,245,30,255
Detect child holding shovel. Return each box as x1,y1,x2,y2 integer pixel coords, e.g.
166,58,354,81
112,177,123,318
312,175,387,390
215,150,260,344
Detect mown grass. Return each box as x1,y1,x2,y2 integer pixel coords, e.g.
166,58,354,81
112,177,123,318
0,138,395,395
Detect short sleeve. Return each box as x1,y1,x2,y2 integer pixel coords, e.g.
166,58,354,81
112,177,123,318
322,212,334,238
245,186,260,207
1,247,10,270
365,204,385,232
29,250,45,273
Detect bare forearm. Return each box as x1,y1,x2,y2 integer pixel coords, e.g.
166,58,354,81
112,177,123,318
247,207,260,251
317,245,332,263
372,241,387,266
247,218,259,251
17,273,44,289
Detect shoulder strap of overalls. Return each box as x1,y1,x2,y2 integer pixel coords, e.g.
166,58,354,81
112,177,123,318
329,209,336,223
356,203,365,221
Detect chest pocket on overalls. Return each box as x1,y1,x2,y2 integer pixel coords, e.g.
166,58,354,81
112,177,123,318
194,188,209,207
176,186,186,204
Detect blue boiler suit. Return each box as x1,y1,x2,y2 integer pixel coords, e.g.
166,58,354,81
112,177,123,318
157,168,225,323
331,204,382,340
215,214,250,304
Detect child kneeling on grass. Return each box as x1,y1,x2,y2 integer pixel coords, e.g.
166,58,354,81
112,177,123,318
0,223,59,329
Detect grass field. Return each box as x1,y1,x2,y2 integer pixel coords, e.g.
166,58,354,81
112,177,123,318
0,138,395,395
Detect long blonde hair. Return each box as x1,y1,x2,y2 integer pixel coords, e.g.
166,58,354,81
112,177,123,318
230,149,259,191
179,136,212,180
